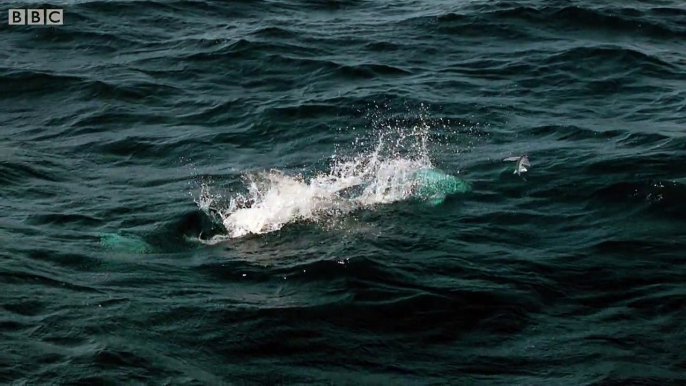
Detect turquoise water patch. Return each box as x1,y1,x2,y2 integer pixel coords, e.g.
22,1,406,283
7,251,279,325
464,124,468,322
98,233,153,254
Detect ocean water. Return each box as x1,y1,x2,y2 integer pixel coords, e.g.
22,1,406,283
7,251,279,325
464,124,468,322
2,0,686,384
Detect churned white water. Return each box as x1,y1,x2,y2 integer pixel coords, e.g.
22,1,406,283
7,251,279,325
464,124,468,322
195,118,457,240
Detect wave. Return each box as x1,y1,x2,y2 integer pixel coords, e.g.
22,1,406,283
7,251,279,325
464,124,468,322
402,4,686,43
523,125,681,146
435,45,681,97
543,46,681,77
0,69,182,103
250,26,299,39
0,161,62,186
0,71,84,98
337,63,413,79
496,5,686,38
293,0,368,11
259,54,412,80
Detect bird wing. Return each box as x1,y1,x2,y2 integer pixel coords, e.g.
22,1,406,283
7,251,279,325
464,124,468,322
503,156,520,162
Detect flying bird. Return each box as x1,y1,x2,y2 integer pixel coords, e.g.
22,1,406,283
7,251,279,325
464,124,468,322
503,155,530,176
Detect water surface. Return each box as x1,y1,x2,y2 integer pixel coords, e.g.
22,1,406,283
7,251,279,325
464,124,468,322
2,0,686,384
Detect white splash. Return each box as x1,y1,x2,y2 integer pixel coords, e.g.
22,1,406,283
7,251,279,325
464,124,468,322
195,115,453,240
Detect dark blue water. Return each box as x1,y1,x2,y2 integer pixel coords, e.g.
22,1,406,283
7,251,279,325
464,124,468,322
2,0,686,384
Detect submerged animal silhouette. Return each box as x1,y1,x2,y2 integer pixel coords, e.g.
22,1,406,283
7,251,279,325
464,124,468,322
410,168,471,205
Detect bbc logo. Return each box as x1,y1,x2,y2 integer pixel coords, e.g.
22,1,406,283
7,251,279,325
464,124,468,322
8,9,64,25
